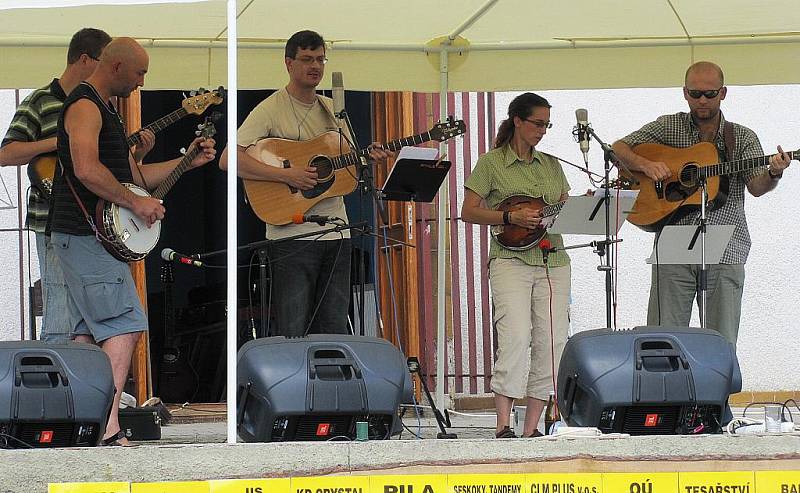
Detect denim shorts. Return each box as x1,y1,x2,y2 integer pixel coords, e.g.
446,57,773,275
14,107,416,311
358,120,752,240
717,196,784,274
38,233,83,344
50,232,148,343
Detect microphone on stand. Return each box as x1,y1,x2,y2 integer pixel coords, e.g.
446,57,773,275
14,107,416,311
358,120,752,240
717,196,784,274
575,108,590,166
161,248,203,268
292,212,338,225
332,71,345,119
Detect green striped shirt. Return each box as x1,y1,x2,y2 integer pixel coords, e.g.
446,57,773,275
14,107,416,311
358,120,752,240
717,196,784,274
1,79,66,233
464,145,571,267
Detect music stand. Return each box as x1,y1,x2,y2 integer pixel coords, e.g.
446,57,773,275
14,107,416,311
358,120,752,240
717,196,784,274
646,225,734,265
647,224,734,330
548,191,638,235
380,147,451,203
548,190,638,329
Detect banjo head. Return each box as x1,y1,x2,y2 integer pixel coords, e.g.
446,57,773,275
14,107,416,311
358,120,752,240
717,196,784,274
110,184,161,256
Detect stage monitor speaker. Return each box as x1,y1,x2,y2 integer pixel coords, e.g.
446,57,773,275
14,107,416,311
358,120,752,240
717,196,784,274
0,342,115,448
557,326,741,435
237,335,413,442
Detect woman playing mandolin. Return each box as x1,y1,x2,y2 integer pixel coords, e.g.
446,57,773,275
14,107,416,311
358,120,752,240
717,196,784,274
461,92,571,439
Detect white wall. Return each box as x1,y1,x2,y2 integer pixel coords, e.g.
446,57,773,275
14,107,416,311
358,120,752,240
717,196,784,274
0,88,36,342
488,86,800,391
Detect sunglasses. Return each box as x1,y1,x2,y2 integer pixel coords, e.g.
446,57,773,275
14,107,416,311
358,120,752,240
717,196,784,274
524,119,553,129
686,88,722,99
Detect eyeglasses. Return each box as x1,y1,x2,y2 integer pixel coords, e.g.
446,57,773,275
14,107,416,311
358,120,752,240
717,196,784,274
524,119,553,129
293,55,328,65
686,88,722,99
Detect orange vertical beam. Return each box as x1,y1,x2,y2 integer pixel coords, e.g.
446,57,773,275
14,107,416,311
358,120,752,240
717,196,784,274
118,89,151,404
372,92,421,371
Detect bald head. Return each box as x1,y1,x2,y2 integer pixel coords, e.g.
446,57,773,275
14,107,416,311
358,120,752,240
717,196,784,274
93,37,149,98
685,61,724,87
99,37,148,67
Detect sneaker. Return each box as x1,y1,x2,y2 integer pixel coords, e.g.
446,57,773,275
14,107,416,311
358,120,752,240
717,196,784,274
495,426,517,438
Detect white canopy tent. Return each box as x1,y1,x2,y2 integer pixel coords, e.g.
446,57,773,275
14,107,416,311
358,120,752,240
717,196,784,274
2,0,799,444
2,0,800,92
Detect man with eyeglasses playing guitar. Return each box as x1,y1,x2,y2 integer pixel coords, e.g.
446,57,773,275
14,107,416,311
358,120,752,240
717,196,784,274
611,61,791,348
219,30,390,338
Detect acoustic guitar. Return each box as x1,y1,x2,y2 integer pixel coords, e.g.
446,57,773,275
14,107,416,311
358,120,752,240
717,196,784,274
620,142,797,231
491,195,565,250
29,87,224,199
242,117,466,225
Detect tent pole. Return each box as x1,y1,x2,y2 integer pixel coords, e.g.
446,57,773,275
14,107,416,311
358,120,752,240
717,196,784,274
447,0,499,42
435,48,449,411
226,0,238,445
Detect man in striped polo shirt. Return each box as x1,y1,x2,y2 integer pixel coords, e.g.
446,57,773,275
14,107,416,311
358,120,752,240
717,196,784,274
0,28,113,343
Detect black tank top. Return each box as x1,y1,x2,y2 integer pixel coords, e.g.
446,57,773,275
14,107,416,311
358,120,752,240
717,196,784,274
50,82,133,236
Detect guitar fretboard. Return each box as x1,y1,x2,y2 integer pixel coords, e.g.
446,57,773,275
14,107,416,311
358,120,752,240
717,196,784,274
152,145,201,200
330,132,433,170
705,150,797,178
127,108,190,146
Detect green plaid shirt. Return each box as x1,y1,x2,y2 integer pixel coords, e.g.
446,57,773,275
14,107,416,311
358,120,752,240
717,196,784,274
1,79,66,233
465,145,571,267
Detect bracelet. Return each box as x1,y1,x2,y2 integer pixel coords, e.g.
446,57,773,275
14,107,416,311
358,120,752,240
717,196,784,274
502,210,510,225
768,168,783,180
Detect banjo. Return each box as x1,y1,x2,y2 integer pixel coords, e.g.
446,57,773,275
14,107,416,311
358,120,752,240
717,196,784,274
95,116,217,262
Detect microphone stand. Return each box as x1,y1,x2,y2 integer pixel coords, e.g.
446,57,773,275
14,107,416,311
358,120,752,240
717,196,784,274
336,107,367,336
583,125,623,329
336,106,391,337
698,170,708,329
197,222,366,339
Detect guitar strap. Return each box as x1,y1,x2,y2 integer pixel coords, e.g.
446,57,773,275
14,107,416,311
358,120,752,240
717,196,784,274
709,121,735,211
60,162,107,241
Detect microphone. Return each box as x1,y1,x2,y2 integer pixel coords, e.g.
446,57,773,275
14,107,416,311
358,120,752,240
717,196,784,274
332,71,345,118
291,212,337,225
161,248,203,268
539,238,553,265
575,108,590,165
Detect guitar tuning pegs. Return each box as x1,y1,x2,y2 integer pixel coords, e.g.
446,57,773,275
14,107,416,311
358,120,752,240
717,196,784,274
189,90,197,97
199,87,206,93
194,130,201,136
180,147,187,155
181,92,187,99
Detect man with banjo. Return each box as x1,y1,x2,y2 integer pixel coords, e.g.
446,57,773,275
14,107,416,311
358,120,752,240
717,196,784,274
49,37,216,446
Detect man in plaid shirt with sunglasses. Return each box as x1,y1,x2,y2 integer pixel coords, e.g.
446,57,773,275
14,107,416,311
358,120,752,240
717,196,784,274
612,61,791,348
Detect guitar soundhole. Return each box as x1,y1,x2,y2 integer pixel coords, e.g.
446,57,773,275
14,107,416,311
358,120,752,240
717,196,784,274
311,155,334,183
679,164,699,187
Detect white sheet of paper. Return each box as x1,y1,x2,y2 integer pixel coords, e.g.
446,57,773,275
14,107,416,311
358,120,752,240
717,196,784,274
396,146,438,161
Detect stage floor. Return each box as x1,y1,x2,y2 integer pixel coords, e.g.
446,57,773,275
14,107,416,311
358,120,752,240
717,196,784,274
5,408,800,492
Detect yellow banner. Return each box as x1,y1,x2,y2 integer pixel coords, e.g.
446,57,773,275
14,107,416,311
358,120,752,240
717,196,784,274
447,473,527,493
603,472,679,493
209,478,291,493
131,481,210,493
370,475,447,493
678,471,754,493
755,471,800,493
48,483,130,493
528,473,603,493
292,475,371,493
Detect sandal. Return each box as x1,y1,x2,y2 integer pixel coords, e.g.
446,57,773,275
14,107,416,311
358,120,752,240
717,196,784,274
101,429,137,447
522,430,544,438
495,426,517,439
